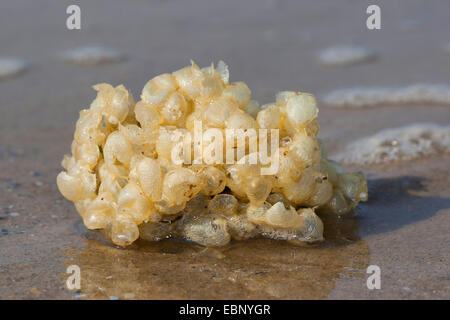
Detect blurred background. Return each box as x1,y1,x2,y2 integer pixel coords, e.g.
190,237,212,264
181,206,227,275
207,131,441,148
1,0,449,137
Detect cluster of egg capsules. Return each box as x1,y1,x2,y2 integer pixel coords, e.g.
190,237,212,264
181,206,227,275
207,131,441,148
57,61,368,247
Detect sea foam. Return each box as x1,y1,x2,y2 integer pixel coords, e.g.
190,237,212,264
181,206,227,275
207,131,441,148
62,46,124,65
318,45,376,67
322,84,450,108
332,123,450,165
0,58,27,80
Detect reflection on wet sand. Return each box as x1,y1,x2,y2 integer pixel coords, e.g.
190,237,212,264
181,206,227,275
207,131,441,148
62,212,370,300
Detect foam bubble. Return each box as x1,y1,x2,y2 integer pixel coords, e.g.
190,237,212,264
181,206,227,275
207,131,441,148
332,123,450,165
318,45,376,67
0,58,27,80
62,46,124,65
322,84,450,108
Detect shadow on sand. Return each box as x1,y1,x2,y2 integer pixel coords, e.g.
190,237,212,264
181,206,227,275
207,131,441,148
355,175,449,237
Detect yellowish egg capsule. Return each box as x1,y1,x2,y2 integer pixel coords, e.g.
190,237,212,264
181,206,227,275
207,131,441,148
198,166,226,196
256,104,282,129
264,202,302,229
161,92,188,125
141,73,177,105
110,214,140,247
286,93,318,126
222,81,251,107
134,101,161,129
208,194,238,216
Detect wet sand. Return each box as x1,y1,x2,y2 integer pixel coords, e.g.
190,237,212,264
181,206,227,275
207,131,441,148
0,0,449,299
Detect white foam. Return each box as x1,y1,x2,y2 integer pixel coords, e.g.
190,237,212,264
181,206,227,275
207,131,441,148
318,45,376,67
0,58,27,80
62,46,124,65
322,84,450,108
333,123,450,165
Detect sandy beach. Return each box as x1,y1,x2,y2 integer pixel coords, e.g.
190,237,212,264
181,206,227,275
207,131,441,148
0,0,449,299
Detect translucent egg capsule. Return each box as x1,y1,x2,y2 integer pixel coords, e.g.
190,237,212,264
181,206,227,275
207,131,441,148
208,194,238,216
172,62,204,100
160,92,188,125
222,82,251,108
292,208,324,243
81,191,118,230
264,202,302,229
197,166,226,196
245,202,272,225
56,166,97,202
110,213,140,247
304,180,333,207
273,148,302,188
91,84,134,125
139,221,173,242
245,176,273,206
256,104,282,129
275,91,296,107
285,93,318,126
323,189,352,216
198,65,224,103
216,60,229,84
74,110,106,145
98,161,128,184
134,101,161,129
245,100,260,119
265,193,292,208
288,132,321,169
134,157,162,202
72,141,100,168
281,168,320,205
141,73,177,106
162,168,206,206
108,84,133,125
103,131,134,166
226,110,258,131
325,159,344,186
154,196,187,216
337,172,368,203
117,182,152,224
203,96,239,128
182,214,231,247
226,214,257,240
181,193,210,220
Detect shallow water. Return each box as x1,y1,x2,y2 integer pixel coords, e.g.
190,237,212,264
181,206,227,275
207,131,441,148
61,212,369,299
